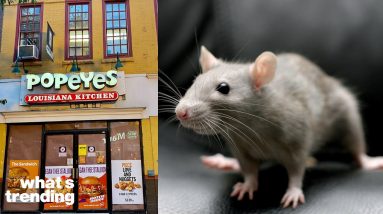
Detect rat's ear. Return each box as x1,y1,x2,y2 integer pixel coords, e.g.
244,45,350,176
249,51,277,89
199,46,219,73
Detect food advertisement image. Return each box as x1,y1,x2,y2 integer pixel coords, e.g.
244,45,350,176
7,160,39,196
78,164,108,210
43,166,73,210
111,160,144,205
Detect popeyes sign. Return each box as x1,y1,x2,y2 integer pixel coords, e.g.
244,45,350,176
22,71,123,105
26,70,118,91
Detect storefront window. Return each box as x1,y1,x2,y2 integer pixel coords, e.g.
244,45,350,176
67,3,91,59
2,121,145,212
110,121,144,211
104,1,131,57
2,125,42,212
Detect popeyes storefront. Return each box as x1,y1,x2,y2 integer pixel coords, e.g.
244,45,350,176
0,71,158,213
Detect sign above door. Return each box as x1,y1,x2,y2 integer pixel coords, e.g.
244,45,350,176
19,71,126,105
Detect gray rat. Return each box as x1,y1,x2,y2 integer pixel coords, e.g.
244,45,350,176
174,46,383,208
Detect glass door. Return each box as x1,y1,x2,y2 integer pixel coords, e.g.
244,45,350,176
42,132,109,212
77,134,108,211
44,134,75,211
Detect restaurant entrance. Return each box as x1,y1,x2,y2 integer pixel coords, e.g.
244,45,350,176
43,130,110,212
2,121,146,213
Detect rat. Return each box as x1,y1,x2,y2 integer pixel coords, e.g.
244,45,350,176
174,46,383,208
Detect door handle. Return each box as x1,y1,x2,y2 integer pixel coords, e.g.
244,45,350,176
72,168,79,179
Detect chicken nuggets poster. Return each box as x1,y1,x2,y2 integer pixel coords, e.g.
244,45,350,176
111,160,144,204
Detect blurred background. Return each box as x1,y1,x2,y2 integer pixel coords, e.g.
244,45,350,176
159,0,383,213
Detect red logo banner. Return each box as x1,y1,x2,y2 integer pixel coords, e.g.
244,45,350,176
24,91,119,104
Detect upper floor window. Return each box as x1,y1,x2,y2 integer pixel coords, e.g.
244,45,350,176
17,6,42,58
104,1,131,57
66,3,91,59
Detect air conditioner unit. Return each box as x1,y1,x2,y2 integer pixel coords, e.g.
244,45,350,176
18,45,39,60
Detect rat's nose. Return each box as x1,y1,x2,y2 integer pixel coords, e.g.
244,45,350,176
176,109,189,121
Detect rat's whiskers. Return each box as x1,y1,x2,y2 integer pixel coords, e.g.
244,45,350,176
159,92,180,104
159,70,182,99
210,121,241,155
214,112,265,144
202,118,225,151
209,114,265,155
215,108,281,130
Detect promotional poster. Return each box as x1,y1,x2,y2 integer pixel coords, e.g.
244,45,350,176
111,160,144,205
78,164,108,210
7,160,39,197
43,166,73,210
4,0,383,213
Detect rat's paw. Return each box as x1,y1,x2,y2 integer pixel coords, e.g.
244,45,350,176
230,181,258,200
201,153,240,172
359,155,383,170
281,187,305,208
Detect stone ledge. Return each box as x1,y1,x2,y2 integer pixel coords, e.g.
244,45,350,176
11,61,43,67
101,57,134,64
62,60,95,65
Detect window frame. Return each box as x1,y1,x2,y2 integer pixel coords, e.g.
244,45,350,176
65,0,93,60
102,0,133,59
14,3,44,61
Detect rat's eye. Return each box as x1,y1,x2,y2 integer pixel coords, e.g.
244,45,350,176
216,82,230,94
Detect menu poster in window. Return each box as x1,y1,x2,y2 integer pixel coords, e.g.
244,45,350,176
111,160,144,205
44,166,73,210
7,160,39,199
78,164,108,210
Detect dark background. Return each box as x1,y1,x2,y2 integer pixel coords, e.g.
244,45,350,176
159,0,383,213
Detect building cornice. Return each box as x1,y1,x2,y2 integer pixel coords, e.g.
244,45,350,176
1,107,147,123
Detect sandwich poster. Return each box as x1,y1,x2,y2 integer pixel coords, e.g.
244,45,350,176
44,166,73,210
78,164,108,210
111,160,144,204
7,160,39,196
